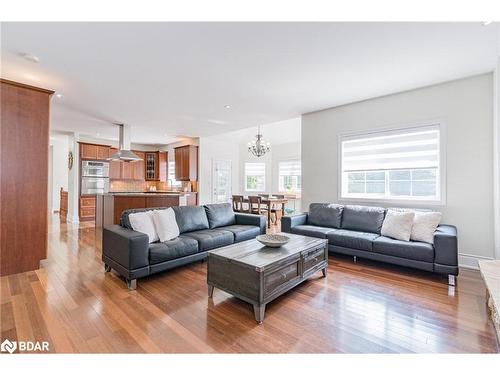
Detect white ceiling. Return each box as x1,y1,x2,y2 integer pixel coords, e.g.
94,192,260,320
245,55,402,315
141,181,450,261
1,22,498,144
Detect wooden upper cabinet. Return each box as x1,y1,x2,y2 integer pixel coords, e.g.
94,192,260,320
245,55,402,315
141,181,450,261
174,145,198,181
133,151,146,180
108,147,122,179
97,145,110,160
120,161,134,180
80,143,110,160
158,151,167,182
144,151,167,181
80,143,98,159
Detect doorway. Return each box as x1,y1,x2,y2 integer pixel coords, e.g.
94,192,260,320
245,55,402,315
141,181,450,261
212,159,232,204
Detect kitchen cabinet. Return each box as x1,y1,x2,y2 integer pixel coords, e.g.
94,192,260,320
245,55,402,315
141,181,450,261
109,148,146,181
80,143,110,160
96,193,193,228
145,151,167,181
108,147,122,179
175,145,198,181
133,151,146,180
79,196,96,221
120,161,134,180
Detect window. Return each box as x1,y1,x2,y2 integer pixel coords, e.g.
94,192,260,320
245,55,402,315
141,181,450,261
278,160,302,193
168,161,182,187
244,162,266,191
340,124,444,203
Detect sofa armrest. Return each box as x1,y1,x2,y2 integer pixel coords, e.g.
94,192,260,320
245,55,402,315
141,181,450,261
281,213,308,233
235,213,266,234
433,224,458,267
102,225,149,270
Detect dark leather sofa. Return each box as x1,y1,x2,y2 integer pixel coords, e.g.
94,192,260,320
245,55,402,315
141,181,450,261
282,203,458,285
102,203,266,289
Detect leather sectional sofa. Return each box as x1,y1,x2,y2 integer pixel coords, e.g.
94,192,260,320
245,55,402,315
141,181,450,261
102,203,266,289
282,203,458,284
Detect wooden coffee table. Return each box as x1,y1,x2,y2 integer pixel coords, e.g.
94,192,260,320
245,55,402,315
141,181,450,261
207,233,328,323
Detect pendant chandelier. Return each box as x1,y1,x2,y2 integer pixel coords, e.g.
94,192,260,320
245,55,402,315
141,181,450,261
247,125,271,157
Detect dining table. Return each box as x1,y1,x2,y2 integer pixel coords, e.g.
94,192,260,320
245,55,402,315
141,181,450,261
241,196,289,228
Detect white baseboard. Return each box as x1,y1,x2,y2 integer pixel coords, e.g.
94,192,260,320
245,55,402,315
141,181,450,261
458,253,494,270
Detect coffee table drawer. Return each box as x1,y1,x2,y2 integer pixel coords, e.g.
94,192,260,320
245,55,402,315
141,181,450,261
303,246,326,273
264,260,300,296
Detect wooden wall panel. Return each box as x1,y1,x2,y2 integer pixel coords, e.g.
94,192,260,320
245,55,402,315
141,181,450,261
0,79,54,276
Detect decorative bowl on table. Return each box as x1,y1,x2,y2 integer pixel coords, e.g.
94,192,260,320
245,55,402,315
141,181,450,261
256,234,290,247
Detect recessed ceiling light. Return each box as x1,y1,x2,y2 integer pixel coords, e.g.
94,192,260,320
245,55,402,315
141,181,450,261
224,105,231,109
482,21,493,26
21,53,40,63
55,93,63,98
96,133,100,137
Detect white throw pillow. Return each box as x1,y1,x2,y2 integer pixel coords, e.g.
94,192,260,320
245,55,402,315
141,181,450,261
410,211,442,244
128,211,159,243
381,210,415,241
152,208,180,242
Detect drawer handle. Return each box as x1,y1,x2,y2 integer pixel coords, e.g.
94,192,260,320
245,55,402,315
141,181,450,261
281,272,287,280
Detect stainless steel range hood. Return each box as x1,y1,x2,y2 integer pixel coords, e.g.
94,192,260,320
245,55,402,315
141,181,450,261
108,124,142,162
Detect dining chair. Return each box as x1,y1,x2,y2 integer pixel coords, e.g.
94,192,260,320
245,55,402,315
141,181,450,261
258,193,269,199
232,195,244,212
248,196,268,216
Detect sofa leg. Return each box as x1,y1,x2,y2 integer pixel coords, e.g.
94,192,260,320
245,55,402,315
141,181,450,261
126,278,137,290
353,256,357,263
104,263,111,272
448,275,456,286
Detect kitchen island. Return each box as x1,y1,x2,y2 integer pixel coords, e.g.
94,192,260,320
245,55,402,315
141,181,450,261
95,192,197,229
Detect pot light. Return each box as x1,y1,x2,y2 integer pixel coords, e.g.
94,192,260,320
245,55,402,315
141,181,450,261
482,21,493,26
55,93,63,98
224,105,231,109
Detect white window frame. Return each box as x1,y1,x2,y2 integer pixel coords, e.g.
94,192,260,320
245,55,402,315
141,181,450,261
278,158,302,193
244,162,266,192
337,121,447,206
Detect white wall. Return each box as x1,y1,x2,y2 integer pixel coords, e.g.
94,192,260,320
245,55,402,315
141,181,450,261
302,74,494,263
49,134,69,212
198,136,240,205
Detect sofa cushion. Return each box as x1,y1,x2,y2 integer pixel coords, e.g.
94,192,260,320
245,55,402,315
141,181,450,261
341,205,386,234
148,236,199,264
172,206,210,233
182,229,234,251
128,210,159,243
381,210,415,241
218,225,260,243
204,203,236,229
327,229,379,251
290,225,337,239
308,203,344,228
151,207,180,242
372,236,434,263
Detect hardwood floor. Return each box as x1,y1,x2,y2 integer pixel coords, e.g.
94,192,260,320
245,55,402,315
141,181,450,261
0,214,498,353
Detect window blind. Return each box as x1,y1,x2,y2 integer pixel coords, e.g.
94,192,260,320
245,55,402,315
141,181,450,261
245,162,266,175
279,160,301,176
341,126,440,172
